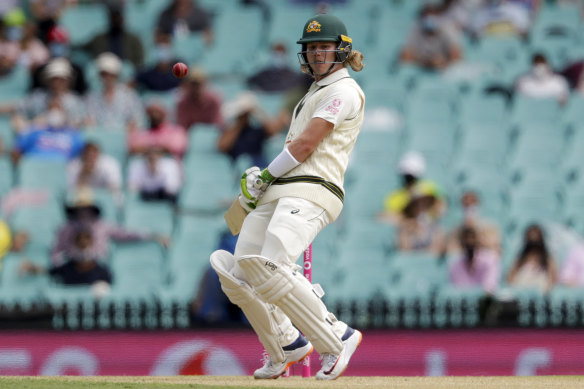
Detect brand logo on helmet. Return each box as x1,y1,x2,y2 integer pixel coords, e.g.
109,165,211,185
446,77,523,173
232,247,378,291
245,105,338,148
306,21,321,33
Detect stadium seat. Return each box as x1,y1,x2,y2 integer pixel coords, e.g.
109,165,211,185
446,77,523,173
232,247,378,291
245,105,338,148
83,128,128,165
124,196,175,236
10,199,64,249
0,157,14,200
0,66,30,104
17,158,67,195
59,3,109,46
0,253,49,311
511,96,562,127
187,123,221,154
108,240,166,300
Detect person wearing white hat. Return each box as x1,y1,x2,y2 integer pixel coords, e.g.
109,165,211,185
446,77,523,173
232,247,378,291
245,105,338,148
217,92,283,167
380,151,445,223
85,52,144,132
11,57,86,132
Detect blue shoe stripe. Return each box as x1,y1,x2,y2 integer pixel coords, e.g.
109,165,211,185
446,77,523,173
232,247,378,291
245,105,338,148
341,327,355,342
283,334,308,351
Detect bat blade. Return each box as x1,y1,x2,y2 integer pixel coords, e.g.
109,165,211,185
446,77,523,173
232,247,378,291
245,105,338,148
224,198,247,236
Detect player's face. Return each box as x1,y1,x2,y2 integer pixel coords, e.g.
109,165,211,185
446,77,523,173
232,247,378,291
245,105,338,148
306,41,338,76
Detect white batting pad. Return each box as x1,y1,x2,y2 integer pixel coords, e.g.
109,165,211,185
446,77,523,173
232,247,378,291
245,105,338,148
210,250,296,363
238,255,343,355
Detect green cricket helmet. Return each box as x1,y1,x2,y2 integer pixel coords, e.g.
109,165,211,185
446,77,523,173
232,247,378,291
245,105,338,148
297,14,353,74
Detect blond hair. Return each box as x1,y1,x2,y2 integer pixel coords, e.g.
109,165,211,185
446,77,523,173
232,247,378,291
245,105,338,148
300,49,365,75
344,49,364,72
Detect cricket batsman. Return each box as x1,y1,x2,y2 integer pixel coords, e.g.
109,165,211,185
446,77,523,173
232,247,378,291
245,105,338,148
210,13,365,380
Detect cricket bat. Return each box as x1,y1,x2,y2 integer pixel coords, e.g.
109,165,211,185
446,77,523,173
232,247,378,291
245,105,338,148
224,197,247,236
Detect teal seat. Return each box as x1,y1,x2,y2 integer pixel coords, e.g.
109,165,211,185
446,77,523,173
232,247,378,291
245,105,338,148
511,96,562,127
563,96,584,129
18,158,67,195
0,157,14,199
60,3,109,46
0,253,49,311
10,200,64,249
108,241,166,300
187,124,221,154
124,197,175,236
172,33,206,65
83,129,127,165
0,66,30,103
458,93,508,126
91,188,120,224
548,286,584,326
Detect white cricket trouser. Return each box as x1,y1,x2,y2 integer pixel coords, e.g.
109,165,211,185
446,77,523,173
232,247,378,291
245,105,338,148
231,197,347,355
233,197,330,269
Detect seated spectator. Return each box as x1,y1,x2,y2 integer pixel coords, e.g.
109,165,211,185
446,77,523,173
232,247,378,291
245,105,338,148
127,146,182,204
515,53,570,104
31,25,88,95
128,101,188,159
247,42,305,92
397,194,445,253
444,190,501,254
0,218,11,265
0,8,26,77
11,104,85,164
218,92,282,166
176,67,223,130
469,0,531,39
134,34,183,92
400,4,462,71
21,227,112,286
29,0,74,44
11,58,86,132
379,151,445,223
559,242,584,288
507,224,557,293
51,189,169,267
18,21,50,71
85,52,144,132
449,225,501,294
66,142,122,193
80,4,144,69
0,19,19,77
156,0,213,46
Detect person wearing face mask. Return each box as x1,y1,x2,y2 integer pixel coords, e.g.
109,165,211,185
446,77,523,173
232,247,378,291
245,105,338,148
247,42,307,92
156,0,213,46
30,26,88,95
127,145,182,204
85,52,144,132
444,190,502,255
515,52,570,104
380,151,445,223
400,4,462,71
10,57,86,132
134,35,184,92
10,103,85,165
507,224,557,293
470,0,531,39
80,5,144,69
50,188,170,267
449,226,501,294
128,101,188,159
21,228,113,286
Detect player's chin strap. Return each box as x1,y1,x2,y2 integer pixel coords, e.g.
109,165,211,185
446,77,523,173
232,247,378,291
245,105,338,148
311,63,337,79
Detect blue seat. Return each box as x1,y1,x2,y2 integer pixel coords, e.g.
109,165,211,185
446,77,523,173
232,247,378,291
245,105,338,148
83,129,127,165
0,66,30,104
10,199,64,249
511,96,562,127
0,253,49,311
187,124,221,154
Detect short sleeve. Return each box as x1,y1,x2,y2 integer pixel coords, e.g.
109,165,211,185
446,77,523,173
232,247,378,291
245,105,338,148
312,84,361,127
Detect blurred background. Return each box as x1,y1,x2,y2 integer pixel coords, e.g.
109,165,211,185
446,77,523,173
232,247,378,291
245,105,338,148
1,0,584,377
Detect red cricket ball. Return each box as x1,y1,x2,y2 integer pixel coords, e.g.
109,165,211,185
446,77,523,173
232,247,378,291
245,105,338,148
172,62,188,78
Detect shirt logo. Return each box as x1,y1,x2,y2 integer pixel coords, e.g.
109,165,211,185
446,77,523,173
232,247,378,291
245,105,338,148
306,21,321,33
325,98,342,115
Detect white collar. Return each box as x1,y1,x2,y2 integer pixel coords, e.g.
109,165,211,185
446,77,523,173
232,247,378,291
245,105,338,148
315,68,350,87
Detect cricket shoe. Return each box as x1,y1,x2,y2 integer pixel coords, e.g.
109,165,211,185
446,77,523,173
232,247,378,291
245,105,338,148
253,334,313,379
315,327,362,380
